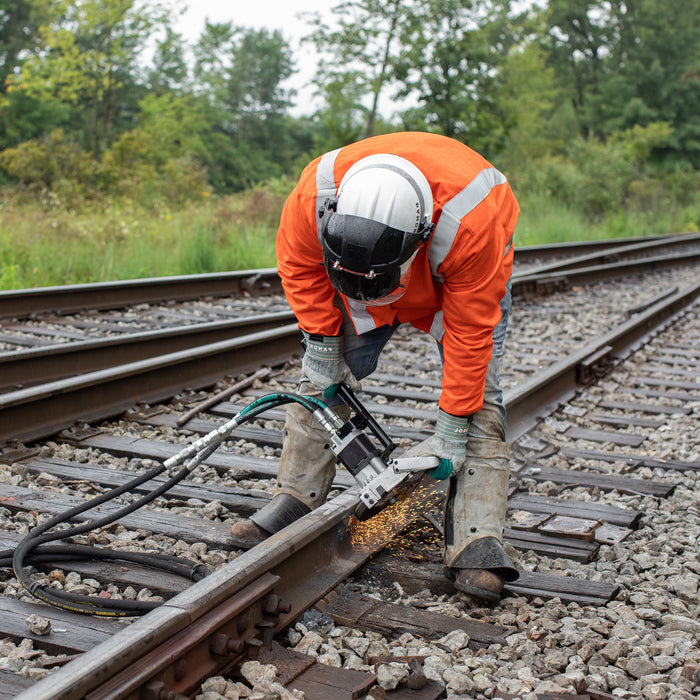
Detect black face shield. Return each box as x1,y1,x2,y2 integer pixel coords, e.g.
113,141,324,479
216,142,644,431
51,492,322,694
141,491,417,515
321,208,431,301
324,259,403,301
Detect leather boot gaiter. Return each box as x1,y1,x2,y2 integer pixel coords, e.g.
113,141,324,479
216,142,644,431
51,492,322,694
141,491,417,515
444,436,515,578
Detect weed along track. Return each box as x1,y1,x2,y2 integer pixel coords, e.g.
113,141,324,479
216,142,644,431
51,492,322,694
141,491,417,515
0,249,698,699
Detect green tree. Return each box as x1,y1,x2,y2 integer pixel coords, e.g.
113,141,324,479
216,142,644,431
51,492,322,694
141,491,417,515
225,28,296,186
396,0,518,153
0,90,73,153
193,20,236,97
9,0,172,156
109,92,208,168
603,0,700,168
227,29,294,119
0,0,53,89
0,1,72,152
193,23,297,190
148,26,189,95
304,0,523,153
543,0,700,167
303,0,407,139
543,0,609,140
311,76,369,151
493,5,577,170
498,42,570,169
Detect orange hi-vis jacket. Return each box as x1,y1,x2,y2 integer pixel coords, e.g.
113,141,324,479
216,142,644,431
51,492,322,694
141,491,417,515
276,132,519,417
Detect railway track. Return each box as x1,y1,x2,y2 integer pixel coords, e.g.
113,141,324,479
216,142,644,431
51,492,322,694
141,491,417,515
0,240,698,699
2,233,699,399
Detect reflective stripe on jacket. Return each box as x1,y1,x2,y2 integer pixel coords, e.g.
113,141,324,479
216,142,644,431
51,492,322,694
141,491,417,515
276,132,519,416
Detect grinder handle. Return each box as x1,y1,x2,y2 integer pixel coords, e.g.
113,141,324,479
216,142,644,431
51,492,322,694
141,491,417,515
334,383,394,451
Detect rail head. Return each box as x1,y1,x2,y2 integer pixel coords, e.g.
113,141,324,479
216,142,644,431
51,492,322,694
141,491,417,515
0,269,282,320
15,486,442,700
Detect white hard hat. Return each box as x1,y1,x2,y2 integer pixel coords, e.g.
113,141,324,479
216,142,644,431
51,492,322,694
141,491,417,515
320,153,434,303
336,153,433,233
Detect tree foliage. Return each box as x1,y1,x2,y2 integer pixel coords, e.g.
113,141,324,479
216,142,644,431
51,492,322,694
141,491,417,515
0,0,46,88
397,0,520,153
303,0,407,140
0,0,697,209
190,22,299,190
9,0,170,155
542,0,700,167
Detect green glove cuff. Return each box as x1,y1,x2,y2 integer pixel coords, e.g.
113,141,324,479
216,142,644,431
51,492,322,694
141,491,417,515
428,458,454,480
323,384,339,398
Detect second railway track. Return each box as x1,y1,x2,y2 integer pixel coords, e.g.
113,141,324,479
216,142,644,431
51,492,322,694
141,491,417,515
0,241,698,699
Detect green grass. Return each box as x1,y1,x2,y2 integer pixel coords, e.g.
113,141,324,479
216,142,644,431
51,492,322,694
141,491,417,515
1,184,697,290
514,192,699,248
0,188,284,289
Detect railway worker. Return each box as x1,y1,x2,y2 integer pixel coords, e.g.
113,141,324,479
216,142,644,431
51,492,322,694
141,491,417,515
230,131,520,602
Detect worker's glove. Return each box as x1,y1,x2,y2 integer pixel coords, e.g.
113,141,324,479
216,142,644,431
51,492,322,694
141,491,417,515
405,409,471,480
301,332,361,398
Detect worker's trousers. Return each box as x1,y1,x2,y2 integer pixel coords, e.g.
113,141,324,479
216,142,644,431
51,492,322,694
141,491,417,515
287,280,512,563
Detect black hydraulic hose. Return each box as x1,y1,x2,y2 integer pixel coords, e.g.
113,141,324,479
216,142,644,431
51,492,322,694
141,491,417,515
0,545,209,580
9,458,210,615
2,546,209,616
6,391,333,616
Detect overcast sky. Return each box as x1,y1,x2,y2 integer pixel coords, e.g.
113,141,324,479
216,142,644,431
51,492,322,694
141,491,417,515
173,0,333,115
173,0,330,38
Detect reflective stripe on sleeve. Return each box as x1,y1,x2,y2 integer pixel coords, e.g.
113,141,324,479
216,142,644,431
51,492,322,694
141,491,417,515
504,233,513,257
429,309,445,342
429,167,508,281
316,147,342,245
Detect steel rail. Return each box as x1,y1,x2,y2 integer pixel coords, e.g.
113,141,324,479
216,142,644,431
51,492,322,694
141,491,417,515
512,251,700,296
9,282,700,699
506,279,700,441
0,269,282,320
2,235,688,322
16,489,435,700
512,232,675,264
0,310,296,391
514,231,700,279
2,265,698,444
0,323,302,444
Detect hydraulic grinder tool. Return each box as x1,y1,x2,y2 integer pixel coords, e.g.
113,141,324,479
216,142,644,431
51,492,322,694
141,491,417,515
310,383,439,521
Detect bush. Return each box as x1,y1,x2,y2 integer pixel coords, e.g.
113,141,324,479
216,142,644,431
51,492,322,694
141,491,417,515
99,129,210,207
0,129,96,195
0,127,211,210
513,122,688,222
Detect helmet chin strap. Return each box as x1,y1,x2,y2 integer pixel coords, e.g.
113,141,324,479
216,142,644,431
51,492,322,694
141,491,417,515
362,249,418,306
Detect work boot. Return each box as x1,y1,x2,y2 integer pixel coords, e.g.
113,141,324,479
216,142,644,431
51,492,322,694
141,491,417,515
444,437,518,601
229,518,271,549
229,392,351,549
229,492,311,549
454,568,505,604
